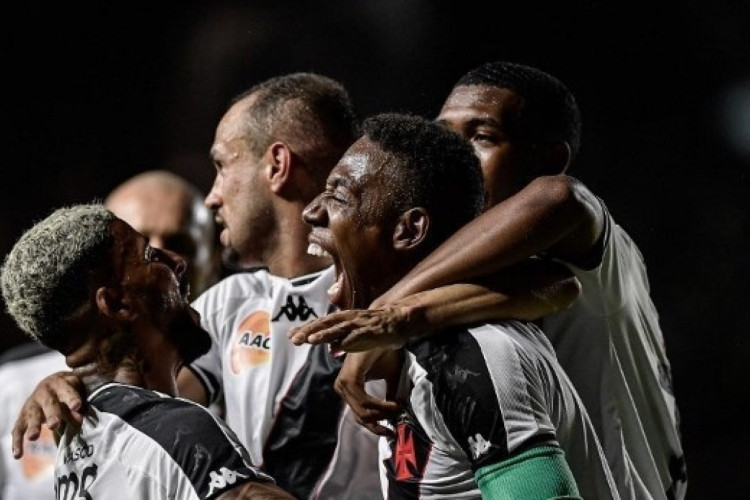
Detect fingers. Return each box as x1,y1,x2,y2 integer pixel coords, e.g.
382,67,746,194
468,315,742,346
11,371,86,459
48,373,85,423
289,314,351,345
335,371,400,438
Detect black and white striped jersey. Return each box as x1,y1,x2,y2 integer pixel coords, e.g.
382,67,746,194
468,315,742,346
190,267,383,499
380,320,619,500
54,383,273,500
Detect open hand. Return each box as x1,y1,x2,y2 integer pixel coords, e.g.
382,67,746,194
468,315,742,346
11,370,86,458
289,305,416,352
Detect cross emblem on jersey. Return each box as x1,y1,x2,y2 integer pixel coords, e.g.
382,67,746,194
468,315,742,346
272,295,318,322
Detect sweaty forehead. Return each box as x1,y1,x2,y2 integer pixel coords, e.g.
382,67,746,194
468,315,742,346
331,137,389,187
438,85,525,125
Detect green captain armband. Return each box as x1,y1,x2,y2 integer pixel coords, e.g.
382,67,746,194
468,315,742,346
474,445,581,500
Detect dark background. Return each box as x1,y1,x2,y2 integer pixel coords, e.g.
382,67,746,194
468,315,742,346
2,2,748,497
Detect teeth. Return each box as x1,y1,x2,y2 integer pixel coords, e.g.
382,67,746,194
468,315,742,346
307,242,331,258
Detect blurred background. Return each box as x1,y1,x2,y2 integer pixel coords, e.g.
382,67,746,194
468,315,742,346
2,1,748,497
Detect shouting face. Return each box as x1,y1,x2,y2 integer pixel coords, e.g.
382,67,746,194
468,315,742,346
302,137,398,310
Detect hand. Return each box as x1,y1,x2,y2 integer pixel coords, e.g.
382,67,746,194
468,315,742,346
11,371,86,459
289,305,416,352
335,349,402,437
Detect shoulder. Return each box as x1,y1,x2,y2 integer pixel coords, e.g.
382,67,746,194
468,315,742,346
90,384,226,437
85,384,271,499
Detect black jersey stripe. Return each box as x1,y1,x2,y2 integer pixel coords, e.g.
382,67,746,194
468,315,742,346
90,384,261,499
262,344,344,499
408,327,511,470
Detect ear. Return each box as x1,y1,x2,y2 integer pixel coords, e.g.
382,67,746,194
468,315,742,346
265,142,294,193
539,140,572,174
95,286,137,322
392,208,429,251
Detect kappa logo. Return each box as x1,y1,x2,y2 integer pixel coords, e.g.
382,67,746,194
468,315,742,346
230,311,271,374
205,466,249,498
467,433,492,459
272,295,318,322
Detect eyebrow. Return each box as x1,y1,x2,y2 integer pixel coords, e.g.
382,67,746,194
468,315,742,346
438,115,502,128
327,174,348,189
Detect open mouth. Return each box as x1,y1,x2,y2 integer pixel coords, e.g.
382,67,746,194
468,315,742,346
307,241,346,307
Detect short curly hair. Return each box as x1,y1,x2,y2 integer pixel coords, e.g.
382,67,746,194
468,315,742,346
1,203,116,349
456,61,582,162
360,112,485,250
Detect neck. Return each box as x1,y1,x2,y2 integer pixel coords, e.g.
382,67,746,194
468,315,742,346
265,208,331,278
67,328,179,397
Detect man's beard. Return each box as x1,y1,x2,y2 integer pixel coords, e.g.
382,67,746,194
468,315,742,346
165,308,211,365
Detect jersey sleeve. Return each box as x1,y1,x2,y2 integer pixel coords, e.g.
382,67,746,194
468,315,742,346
409,326,558,471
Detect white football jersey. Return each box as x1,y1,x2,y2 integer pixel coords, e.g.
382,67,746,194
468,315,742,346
542,202,686,500
0,344,67,500
380,320,619,500
190,267,383,499
54,383,273,500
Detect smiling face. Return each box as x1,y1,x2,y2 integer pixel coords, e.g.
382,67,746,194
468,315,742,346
302,137,401,310
109,218,211,365
437,85,539,207
205,95,275,268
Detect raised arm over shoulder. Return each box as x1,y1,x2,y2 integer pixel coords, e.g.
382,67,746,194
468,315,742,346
378,174,604,303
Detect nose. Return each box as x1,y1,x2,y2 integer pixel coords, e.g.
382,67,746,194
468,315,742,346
159,247,188,279
302,195,327,227
205,175,222,210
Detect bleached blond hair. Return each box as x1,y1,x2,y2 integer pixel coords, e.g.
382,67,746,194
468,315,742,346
1,203,115,349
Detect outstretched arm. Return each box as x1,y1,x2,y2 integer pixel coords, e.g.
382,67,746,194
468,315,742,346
290,258,579,351
378,174,604,305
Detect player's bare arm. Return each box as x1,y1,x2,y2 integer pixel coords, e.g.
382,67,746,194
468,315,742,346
290,258,579,351
379,174,604,304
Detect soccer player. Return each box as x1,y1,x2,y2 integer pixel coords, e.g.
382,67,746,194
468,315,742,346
295,61,686,500
0,204,293,499
301,112,619,499
0,169,221,500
